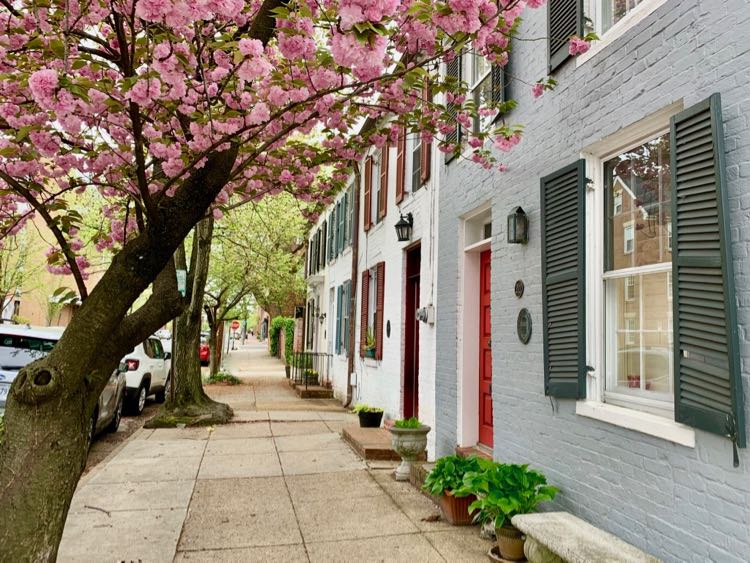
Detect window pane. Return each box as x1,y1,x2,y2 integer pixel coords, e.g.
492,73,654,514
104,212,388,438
605,133,671,271
606,272,673,403
600,0,647,33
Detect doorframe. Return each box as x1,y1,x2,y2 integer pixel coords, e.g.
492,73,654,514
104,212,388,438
457,205,492,448
403,243,421,419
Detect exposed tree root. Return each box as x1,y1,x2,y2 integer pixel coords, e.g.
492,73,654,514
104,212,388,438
144,398,233,428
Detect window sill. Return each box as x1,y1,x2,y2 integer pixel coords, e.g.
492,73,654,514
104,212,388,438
576,400,695,448
576,0,668,67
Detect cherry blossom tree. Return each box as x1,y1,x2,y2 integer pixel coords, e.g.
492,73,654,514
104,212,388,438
0,0,588,557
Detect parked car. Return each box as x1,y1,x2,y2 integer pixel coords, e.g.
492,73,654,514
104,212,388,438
199,333,210,366
121,336,172,414
0,325,126,444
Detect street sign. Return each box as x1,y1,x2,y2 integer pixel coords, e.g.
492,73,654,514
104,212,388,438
176,269,187,297
231,320,240,331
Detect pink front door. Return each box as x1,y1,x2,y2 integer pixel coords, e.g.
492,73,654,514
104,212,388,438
478,250,493,447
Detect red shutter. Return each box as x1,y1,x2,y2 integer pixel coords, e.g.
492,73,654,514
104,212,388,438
360,270,369,357
363,156,372,232
395,130,406,203
378,147,389,220
420,83,432,184
375,261,385,361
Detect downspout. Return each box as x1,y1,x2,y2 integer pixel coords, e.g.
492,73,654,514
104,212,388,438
344,160,361,407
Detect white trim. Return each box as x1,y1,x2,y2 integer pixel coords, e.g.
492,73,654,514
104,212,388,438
602,261,670,280
576,401,695,448
464,238,492,254
577,0,669,67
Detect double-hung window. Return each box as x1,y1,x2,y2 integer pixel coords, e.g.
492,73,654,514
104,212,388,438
466,52,493,134
411,134,422,193
371,150,381,225
541,96,745,452
602,132,673,416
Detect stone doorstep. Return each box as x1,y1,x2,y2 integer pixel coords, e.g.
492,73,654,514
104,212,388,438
342,425,426,462
455,444,493,461
294,385,334,399
512,512,661,563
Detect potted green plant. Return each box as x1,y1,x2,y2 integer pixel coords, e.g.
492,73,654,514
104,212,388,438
351,404,384,428
303,368,319,385
364,329,376,358
388,417,430,481
422,455,488,525
457,463,558,561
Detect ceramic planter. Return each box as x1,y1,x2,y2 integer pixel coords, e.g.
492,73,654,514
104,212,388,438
438,490,477,526
358,410,383,428
496,524,526,561
365,348,376,359
388,424,430,481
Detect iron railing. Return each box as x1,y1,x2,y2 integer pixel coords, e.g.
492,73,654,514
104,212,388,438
291,351,332,389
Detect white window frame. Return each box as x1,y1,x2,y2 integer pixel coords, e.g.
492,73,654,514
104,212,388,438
623,221,634,255
464,49,493,134
578,102,694,448
578,0,669,67
613,190,623,215
371,150,381,225
411,133,422,193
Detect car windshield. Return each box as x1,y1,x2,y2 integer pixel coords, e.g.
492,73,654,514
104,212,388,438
0,334,58,369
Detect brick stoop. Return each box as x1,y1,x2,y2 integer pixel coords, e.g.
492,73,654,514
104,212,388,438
342,425,428,462
455,445,493,460
293,385,334,399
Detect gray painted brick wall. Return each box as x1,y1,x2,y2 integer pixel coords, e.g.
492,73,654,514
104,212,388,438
435,1,750,561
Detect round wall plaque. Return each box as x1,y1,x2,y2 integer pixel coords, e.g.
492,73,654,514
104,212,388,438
517,308,532,344
386,320,391,338
514,280,525,298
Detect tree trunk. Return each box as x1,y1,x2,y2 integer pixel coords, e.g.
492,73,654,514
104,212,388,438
0,147,238,561
148,217,232,427
209,320,220,376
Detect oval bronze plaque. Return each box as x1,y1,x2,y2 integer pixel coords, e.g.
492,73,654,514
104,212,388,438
517,308,532,344
514,280,525,298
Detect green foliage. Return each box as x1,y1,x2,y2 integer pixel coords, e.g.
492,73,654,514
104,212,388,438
269,316,286,356
365,328,376,350
422,455,488,497
455,463,558,529
351,403,384,414
283,318,295,364
394,417,421,429
205,371,242,385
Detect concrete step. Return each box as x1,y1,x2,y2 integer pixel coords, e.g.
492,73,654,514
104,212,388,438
342,425,402,461
294,385,334,399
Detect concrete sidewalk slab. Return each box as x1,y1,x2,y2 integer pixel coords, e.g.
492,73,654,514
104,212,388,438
175,544,308,562
306,534,444,563
279,448,366,475
205,436,275,455
210,421,272,439
274,432,349,452
68,480,194,513
285,470,384,503
197,452,282,479
271,420,330,436
118,438,207,458
295,494,418,542
89,455,202,484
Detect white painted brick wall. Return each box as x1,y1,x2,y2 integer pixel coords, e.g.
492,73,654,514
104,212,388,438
435,0,750,560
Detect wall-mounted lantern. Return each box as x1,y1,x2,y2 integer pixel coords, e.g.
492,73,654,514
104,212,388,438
318,313,326,325
395,212,414,242
507,206,528,244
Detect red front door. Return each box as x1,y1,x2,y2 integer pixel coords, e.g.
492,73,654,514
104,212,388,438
478,250,493,447
404,246,421,419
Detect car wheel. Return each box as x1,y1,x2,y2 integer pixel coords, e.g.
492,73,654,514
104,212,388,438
87,412,97,450
107,396,123,433
128,384,147,415
155,377,169,403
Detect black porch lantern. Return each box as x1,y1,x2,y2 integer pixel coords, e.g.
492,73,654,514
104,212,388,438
507,206,528,244
395,212,414,242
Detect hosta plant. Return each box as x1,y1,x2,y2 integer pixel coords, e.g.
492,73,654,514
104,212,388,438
422,455,490,497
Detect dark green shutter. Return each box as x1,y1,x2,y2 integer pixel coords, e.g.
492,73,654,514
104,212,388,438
335,286,343,355
343,281,351,352
548,0,583,73
671,94,745,453
328,212,334,262
332,204,338,257
541,160,586,398
343,190,349,248
445,55,462,163
338,199,345,254
320,221,327,270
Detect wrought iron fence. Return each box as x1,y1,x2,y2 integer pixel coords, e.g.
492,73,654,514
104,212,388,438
290,351,332,389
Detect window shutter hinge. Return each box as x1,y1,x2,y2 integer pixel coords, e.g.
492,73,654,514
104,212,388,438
726,416,740,468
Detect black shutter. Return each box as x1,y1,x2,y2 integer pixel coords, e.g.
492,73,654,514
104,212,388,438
541,160,586,398
320,221,327,270
548,0,584,73
671,94,745,454
445,55,462,163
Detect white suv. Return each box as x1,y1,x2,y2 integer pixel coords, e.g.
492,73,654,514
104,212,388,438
122,337,171,414
0,325,126,442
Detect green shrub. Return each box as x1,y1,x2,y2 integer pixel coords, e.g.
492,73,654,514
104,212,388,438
205,371,242,385
422,455,488,497
269,317,286,356
393,417,421,429
283,318,295,364
455,463,558,528
351,403,384,414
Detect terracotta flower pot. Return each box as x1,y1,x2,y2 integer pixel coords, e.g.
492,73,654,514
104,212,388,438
496,524,526,561
438,490,477,526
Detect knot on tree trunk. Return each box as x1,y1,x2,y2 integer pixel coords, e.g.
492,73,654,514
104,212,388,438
12,362,62,405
